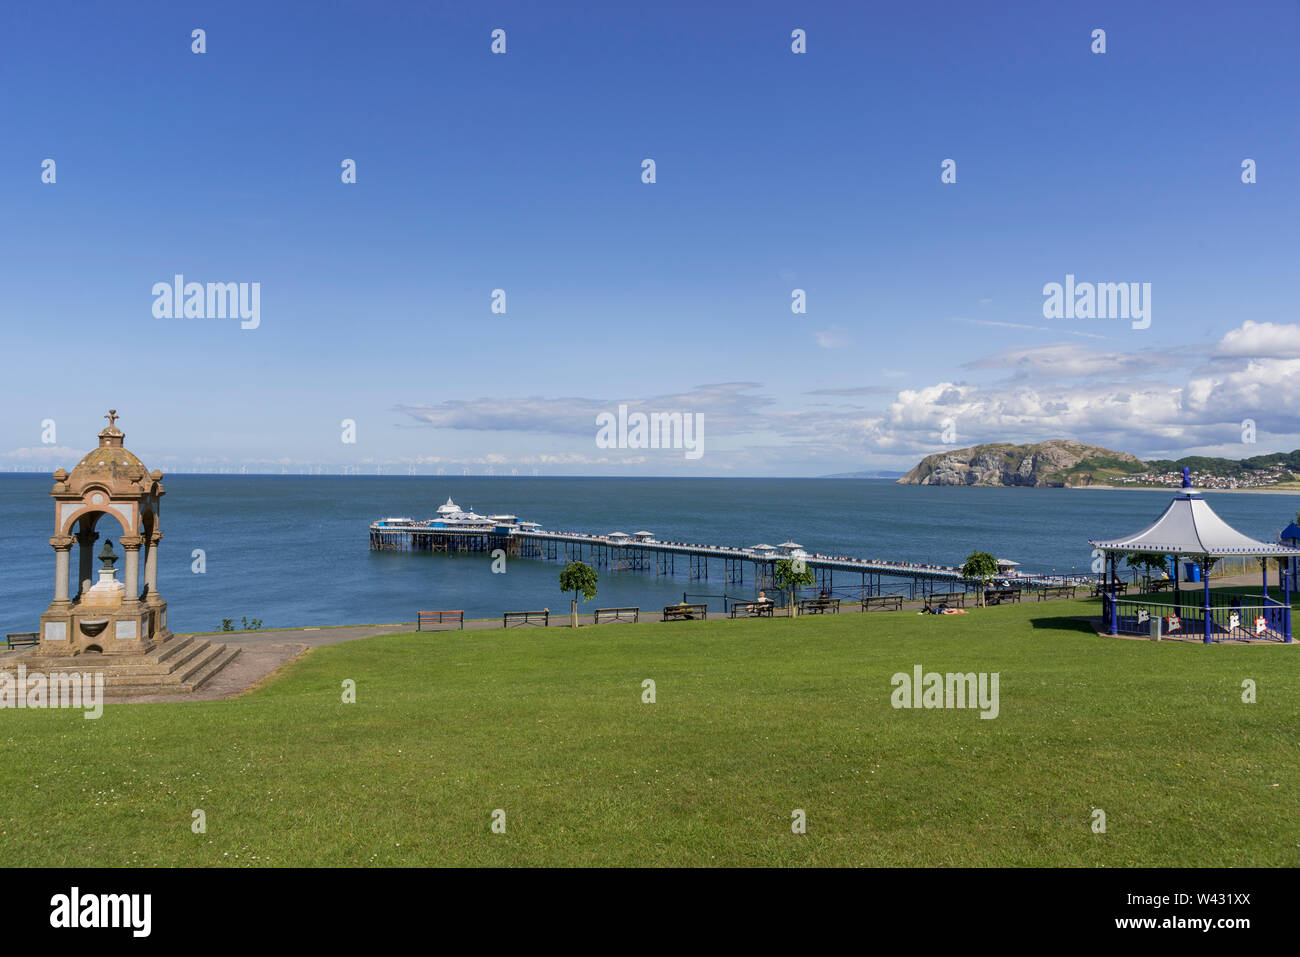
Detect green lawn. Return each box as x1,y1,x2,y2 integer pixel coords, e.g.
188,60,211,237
1,599,1296,867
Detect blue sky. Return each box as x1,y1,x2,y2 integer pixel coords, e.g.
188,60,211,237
2,0,1298,475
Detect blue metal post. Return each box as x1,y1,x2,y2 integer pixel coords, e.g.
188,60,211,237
1108,554,1119,634
1202,560,1211,644
1174,552,1181,627
1285,559,1293,643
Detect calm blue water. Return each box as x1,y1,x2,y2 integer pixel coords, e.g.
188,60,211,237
2,475,1296,634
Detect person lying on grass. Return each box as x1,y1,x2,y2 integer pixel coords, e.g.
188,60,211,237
919,603,968,615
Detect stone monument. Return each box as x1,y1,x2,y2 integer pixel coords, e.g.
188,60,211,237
11,412,240,695
38,410,173,655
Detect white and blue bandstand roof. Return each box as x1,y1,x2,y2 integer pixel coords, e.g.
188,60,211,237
1090,469,1300,558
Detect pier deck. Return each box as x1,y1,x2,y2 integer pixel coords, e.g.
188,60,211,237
369,522,1078,599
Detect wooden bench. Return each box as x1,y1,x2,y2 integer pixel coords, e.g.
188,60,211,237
663,603,708,621
798,597,841,615
730,601,774,618
984,588,1023,605
417,610,463,631
503,610,549,628
593,606,639,624
861,595,904,612
1090,582,1129,598
926,592,967,609
4,632,38,650
1147,579,1175,593
1036,585,1076,601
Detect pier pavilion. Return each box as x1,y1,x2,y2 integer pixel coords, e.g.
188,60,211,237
1088,469,1300,643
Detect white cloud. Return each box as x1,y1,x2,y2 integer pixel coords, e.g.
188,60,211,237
964,342,1183,379
91,320,1298,475
804,386,892,396
1213,321,1300,359
813,327,849,349
395,383,775,436
386,323,1300,469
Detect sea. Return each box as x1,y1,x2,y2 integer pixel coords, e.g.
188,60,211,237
2,475,1296,635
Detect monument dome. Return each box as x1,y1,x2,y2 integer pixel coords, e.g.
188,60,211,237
60,412,158,496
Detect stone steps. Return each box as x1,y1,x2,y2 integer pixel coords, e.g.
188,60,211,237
106,645,241,695
1,637,241,697
14,636,203,674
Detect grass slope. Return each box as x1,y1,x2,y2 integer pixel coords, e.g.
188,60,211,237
1,600,1296,867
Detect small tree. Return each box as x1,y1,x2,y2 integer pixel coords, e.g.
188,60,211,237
559,561,598,628
961,551,999,606
773,558,815,617
1124,551,1169,584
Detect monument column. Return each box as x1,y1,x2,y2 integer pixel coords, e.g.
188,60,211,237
145,531,162,603
120,534,144,602
50,535,74,604
75,527,98,598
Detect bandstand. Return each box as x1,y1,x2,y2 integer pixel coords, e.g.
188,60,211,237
1089,469,1298,643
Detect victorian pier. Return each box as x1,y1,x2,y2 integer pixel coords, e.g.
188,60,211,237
367,500,1069,600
